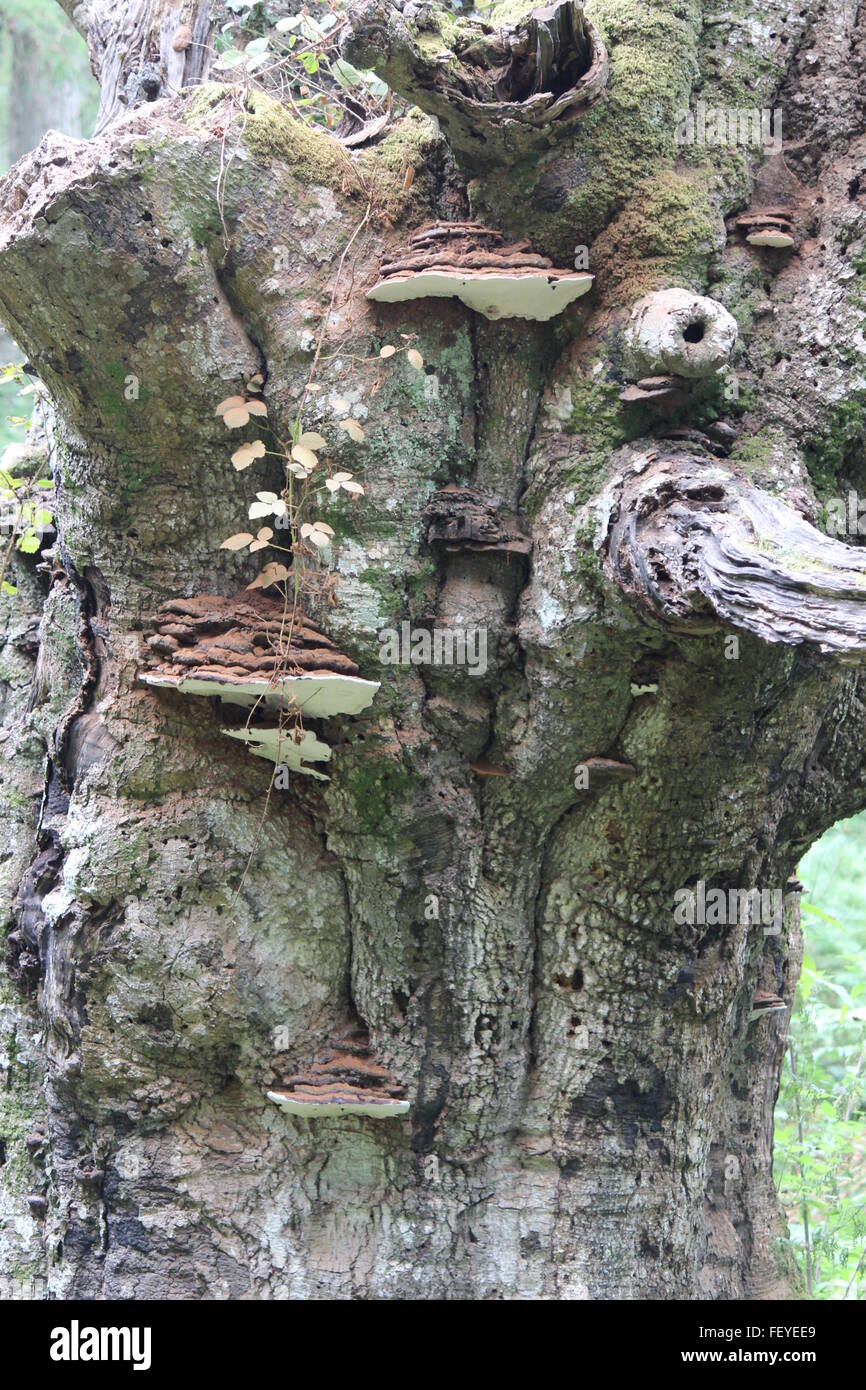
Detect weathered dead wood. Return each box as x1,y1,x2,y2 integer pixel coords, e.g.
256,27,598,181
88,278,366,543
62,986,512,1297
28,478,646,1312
604,452,866,660
57,0,213,132
343,0,608,171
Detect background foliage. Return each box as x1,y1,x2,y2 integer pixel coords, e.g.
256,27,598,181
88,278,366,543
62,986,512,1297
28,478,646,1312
0,0,96,452
776,815,866,1298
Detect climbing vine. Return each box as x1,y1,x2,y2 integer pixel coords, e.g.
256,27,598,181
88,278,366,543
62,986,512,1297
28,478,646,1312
214,324,424,774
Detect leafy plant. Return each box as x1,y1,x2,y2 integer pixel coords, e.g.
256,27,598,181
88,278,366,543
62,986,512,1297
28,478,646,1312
0,363,54,596
213,335,423,772
212,3,389,135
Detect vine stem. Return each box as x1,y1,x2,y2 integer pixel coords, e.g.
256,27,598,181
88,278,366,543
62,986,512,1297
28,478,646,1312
228,189,374,919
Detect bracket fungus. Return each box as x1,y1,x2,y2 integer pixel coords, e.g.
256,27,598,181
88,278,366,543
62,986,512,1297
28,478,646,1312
622,289,738,382
141,593,379,779
618,375,691,408
343,0,608,172
423,484,532,557
268,1029,409,1118
469,758,509,778
603,451,866,660
222,725,333,781
731,206,796,250
368,222,593,322
749,989,787,1023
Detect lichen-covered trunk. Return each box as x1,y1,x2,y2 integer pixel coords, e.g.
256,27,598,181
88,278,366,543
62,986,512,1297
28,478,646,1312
1,0,865,1300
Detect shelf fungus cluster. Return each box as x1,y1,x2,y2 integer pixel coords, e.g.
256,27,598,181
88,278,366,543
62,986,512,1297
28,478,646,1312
141,593,379,779
267,1029,409,1118
343,0,608,171
368,222,593,322
423,484,532,557
730,206,796,250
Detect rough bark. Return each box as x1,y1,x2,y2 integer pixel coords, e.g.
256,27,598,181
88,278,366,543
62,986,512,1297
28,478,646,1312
1,0,865,1300
57,0,216,131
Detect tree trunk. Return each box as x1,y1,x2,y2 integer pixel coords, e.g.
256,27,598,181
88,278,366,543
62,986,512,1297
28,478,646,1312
1,0,865,1300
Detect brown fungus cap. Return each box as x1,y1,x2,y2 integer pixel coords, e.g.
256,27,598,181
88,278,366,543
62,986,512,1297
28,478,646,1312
732,206,796,249
140,591,379,719
619,375,691,406
749,990,787,1021
424,483,532,556
268,1029,409,1118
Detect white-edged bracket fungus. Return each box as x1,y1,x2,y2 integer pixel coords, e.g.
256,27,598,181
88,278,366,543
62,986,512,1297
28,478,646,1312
268,1028,409,1118
368,222,593,322
141,593,378,778
222,725,332,780
623,289,738,382
732,207,796,250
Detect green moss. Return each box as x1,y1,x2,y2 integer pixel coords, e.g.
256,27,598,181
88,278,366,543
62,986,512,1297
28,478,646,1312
183,82,230,129
131,141,158,182
361,109,442,220
592,167,722,307
563,366,646,502
343,756,421,847
116,450,159,506
732,426,787,473
414,28,451,61
694,0,787,111
240,90,360,192
804,399,866,496
357,565,405,617
468,1,703,264
406,560,437,619
573,517,605,598
0,1021,44,1201
0,786,35,815
488,0,538,22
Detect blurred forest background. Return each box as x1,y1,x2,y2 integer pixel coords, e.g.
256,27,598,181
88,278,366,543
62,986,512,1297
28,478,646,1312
0,0,97,450
0,0,863,1299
